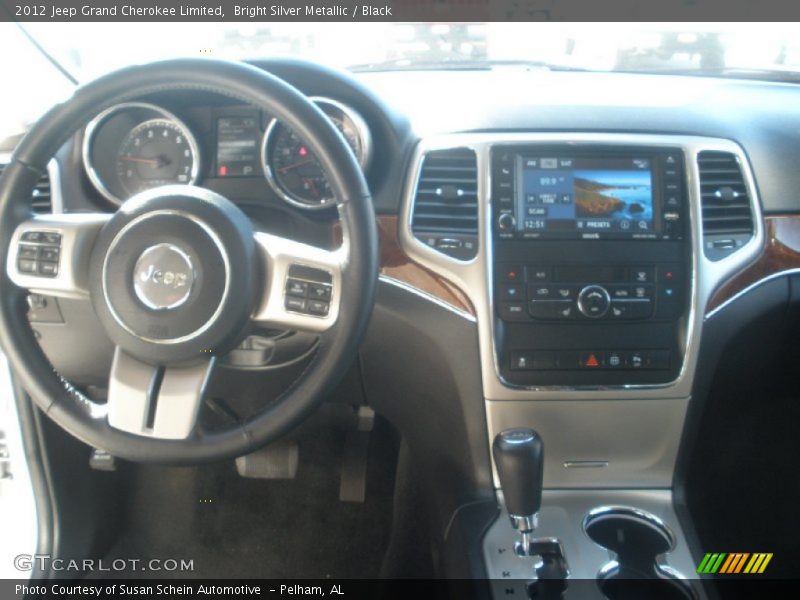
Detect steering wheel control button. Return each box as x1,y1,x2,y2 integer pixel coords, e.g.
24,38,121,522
283,265,334,317
308,283,332,302
40,247,60,262
307,300,330,316
18,245,38,259
577,285,611,318
133,243,195,311
16,230,62,278
285,296,308,313
38,262,58,277
17,258,37,274
286,279,309,297
20,231,44,242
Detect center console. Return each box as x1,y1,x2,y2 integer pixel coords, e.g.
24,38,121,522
398,132,763,597
491,146,690,387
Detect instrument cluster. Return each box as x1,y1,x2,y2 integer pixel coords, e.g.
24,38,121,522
82,98,372,210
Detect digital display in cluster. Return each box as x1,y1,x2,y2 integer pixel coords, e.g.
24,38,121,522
216,115,260,178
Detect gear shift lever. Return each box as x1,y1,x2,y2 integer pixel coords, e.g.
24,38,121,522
493,428,569,591
492,428,544,553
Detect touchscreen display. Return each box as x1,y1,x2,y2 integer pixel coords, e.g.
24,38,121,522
517,156,656,237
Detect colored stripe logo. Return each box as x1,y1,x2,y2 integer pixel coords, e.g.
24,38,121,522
697,552,773,574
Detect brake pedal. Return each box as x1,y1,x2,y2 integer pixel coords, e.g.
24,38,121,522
236,439,299,479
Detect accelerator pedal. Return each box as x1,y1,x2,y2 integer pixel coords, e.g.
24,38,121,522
339,407,375,503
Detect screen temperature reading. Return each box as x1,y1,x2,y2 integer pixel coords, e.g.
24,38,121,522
518,156,656,237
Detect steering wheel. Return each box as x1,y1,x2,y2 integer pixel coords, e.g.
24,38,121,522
0,59,378,463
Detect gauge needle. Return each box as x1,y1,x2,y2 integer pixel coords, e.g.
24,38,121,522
278,158,313,173
119,155,160,166
120,155,172,168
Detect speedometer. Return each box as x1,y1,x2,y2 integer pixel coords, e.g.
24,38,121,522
261,97,372,209
116,119,199,197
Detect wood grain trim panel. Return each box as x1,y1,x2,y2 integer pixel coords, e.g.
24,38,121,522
333,216,475,316
707,215,800,313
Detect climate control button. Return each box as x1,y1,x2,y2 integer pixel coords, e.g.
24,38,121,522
577,285,611,318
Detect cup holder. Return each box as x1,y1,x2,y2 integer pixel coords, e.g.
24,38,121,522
583,506,695,600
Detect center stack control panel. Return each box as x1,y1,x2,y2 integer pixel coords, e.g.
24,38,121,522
491,145,691,387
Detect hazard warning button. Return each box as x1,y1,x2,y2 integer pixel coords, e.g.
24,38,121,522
579,351,604,369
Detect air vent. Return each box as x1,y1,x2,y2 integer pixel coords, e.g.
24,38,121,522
411,147,478,260
697,151,754,260
0,164,52,214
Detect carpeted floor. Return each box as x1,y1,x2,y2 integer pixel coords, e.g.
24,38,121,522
98,408,399,579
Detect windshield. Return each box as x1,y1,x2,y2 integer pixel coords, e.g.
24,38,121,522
3,22,800,138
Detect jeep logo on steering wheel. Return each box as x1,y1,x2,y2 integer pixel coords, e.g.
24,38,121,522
133,243,195,310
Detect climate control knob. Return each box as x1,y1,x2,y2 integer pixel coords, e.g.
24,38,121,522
577,285,611,318
497,213,516,231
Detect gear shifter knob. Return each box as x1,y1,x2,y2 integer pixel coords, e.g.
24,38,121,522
492,428,544,519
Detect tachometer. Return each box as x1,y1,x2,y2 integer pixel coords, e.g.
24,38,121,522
116,119,199,197
262,97,371,209
83,103,201,206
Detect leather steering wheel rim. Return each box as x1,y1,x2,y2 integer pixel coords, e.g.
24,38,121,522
0,58,378,463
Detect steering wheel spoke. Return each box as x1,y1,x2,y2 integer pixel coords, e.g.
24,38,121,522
107,347,215,439
7,213,110,298
252,231,344,333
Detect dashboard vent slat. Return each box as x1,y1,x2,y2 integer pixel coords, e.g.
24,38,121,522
697,151,754,259
411,148,478,236
0,163,53,214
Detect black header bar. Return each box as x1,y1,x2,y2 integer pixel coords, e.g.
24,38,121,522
3,0,800,22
